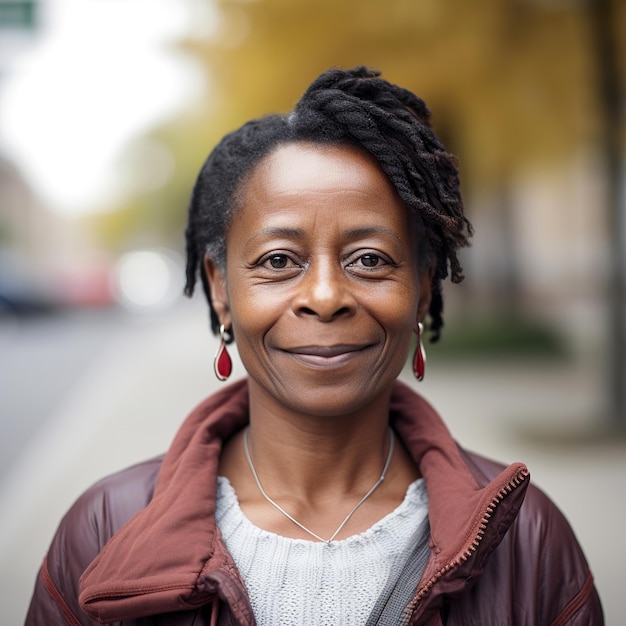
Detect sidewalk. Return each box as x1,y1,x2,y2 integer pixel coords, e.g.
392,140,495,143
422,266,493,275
1,302,622,624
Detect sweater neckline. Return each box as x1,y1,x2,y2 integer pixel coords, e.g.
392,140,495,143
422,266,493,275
216,475,427,546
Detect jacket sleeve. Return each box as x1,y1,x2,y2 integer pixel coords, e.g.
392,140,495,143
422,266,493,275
26,490,111,625
456,450,604,625
25,458,161,626
486,480,604,625
519,484,604,625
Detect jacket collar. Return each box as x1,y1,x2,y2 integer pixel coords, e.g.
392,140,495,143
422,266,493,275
79,379,528,624
79,379,252,623
390,384,529,621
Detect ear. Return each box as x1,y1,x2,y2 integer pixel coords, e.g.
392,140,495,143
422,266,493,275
416,266,435,325
203,254,231,328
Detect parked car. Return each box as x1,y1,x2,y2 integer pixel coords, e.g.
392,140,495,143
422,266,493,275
0,249,114,316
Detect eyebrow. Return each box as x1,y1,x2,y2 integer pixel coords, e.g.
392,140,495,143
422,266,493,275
250,226,400,241
250,227,306,241
343,226,401,240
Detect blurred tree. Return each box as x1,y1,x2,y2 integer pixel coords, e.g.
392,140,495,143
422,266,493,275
90,0,625,428
589,0,625,432
96,0,603,268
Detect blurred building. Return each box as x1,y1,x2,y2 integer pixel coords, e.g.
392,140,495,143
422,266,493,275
461,153,609,354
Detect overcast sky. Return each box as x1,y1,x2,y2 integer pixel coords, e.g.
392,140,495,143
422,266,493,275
0,0,205,216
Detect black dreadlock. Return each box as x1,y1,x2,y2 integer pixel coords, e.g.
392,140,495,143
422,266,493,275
184,66,473,341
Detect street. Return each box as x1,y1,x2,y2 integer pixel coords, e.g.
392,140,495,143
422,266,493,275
0,309,128,476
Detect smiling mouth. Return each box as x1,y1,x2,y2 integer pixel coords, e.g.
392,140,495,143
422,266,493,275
283,344,371,367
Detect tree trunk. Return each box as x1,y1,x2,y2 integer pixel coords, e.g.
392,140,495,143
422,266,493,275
495,175,523,315
589,0,626,432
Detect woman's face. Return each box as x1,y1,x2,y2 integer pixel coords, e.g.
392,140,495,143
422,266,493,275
206,142,432,419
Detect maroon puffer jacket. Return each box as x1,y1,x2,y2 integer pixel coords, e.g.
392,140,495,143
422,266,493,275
26,380,603,625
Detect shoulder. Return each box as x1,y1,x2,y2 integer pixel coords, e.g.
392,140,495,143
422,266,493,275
456,447,603,624
458,446,583,544
27,457,163,625
57,456,163,561
459,446,587,568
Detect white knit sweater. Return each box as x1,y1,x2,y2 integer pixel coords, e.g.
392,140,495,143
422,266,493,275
216,476,429,626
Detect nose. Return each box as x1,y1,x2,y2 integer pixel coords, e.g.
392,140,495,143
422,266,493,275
292,258,357,322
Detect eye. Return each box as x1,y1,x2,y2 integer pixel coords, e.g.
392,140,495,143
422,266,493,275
359,253,382,267
350,252,389,268
267,254,289,269
256,252,301,273
346,250,396,276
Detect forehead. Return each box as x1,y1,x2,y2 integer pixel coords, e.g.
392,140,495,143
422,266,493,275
227,142,417,255
238,142,407,212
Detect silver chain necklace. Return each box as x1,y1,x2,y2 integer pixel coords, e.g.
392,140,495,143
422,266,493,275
243,427,395,545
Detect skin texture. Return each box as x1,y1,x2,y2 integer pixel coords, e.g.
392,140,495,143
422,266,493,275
206,142,433,541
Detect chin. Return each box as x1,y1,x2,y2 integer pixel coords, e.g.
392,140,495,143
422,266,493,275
280,379,393,420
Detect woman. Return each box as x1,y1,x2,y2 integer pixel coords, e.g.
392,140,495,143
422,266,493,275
26,67,602,625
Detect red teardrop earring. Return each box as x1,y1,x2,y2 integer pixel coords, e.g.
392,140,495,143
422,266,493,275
413,322,426,381
214,324,233,381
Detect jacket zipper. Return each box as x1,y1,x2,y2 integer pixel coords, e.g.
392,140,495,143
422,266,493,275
407,466,530,618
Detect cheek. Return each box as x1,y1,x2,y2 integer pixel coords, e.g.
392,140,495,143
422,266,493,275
385,294,420,365
386,307,419,354
227,283,283,345
374,280,420,327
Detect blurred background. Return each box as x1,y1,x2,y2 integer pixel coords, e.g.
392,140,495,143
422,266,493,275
0,0,624,623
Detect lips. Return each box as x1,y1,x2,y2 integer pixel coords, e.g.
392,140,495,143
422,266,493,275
282,344,371,367
290,344,365,356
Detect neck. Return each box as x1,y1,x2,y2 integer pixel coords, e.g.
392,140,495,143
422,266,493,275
217,379,420,541
243,425,395,543
243,379,394,499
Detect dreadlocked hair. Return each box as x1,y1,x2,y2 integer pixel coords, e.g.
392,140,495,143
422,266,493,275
184,66,473,341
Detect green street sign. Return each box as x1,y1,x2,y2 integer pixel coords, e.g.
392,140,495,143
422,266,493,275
0,1,36,30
